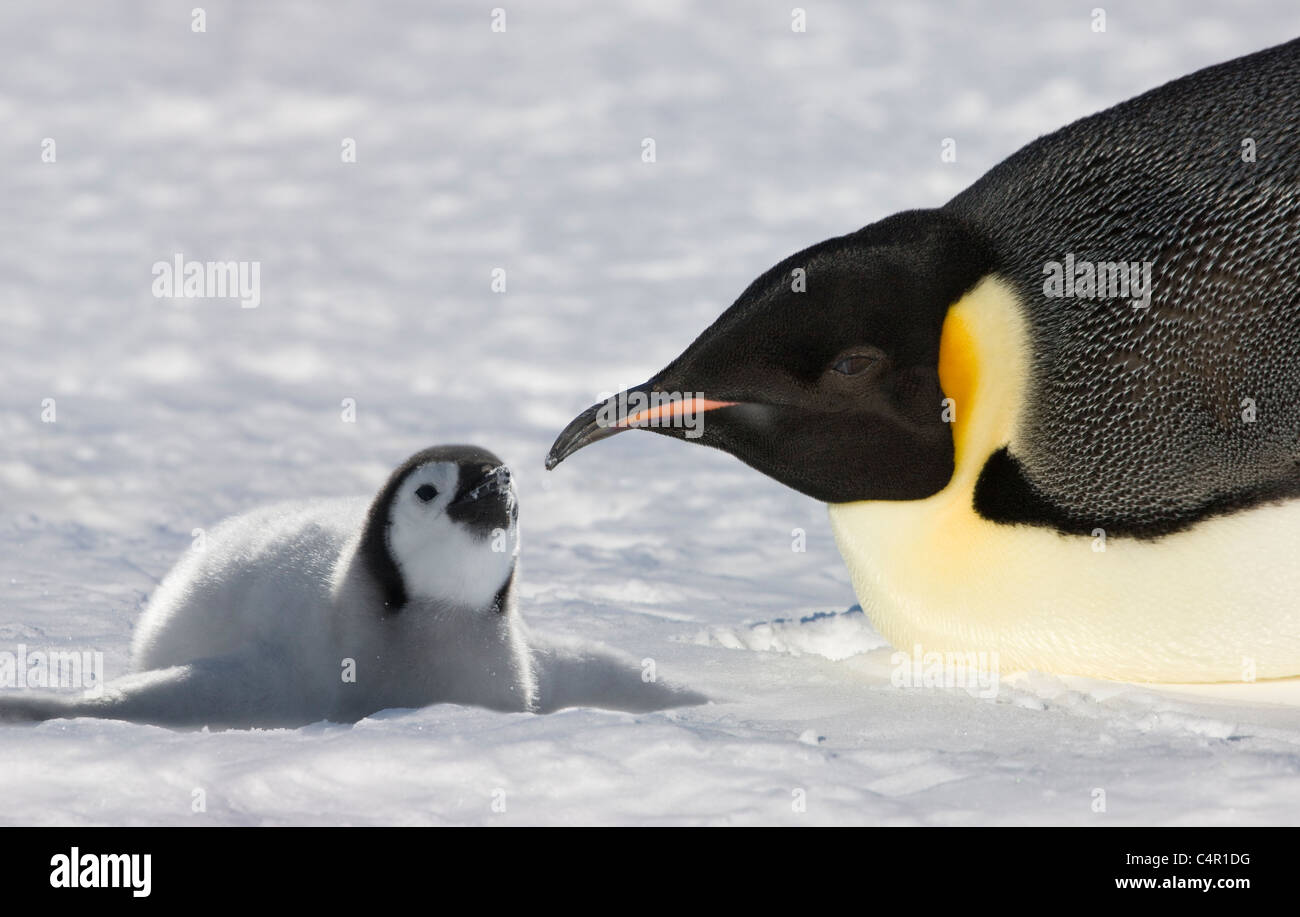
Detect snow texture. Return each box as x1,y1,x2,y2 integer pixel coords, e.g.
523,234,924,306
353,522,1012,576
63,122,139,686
2,0,1300,824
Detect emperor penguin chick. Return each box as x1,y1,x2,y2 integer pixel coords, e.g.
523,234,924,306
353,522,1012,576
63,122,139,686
4,445,535,728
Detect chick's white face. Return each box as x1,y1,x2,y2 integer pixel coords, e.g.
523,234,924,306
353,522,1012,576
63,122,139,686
385,459,519,611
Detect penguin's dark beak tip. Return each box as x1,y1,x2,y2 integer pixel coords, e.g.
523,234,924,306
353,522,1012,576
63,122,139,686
543,448,572,471
544,401,624,470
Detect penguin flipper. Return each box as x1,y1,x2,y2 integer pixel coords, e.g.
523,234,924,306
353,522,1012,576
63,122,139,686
0,654,301,730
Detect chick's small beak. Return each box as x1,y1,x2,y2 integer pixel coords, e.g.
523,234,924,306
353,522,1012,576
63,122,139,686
451,464,512,506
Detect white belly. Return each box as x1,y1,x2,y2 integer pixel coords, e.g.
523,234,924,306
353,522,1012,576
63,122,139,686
829,276,1300,684
829,486,1300,683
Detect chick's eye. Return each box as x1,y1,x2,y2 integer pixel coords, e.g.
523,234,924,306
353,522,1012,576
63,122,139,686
832,353,880,376
415,484,438,502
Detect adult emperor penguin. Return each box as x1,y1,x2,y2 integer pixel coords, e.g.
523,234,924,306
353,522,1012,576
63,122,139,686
547,39,1300,684
0,445,536,727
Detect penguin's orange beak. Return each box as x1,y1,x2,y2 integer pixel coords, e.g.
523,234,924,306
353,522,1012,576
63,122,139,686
618,396,739,428
545,383,739,469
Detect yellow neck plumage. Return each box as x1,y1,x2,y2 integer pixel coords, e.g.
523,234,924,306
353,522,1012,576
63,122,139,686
935,275,1027,484
828,274,1300,683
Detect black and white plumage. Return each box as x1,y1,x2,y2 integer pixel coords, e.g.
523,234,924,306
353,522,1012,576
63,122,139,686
948,37,1300,536
548,40,1300,683
2,446,536,728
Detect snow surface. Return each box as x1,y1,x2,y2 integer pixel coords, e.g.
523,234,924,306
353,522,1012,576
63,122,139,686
3,0,1300,825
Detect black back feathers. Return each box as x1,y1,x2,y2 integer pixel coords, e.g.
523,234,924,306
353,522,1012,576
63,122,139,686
949,38,1300,535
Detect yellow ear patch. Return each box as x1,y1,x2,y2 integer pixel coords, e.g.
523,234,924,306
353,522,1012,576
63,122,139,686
937,307,977,462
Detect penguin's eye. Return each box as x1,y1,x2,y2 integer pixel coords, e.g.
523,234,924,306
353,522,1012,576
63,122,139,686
831,353,881,376
414,484,438,502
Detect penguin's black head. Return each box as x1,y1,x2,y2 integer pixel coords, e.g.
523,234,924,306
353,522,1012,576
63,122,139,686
546,210,993,503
